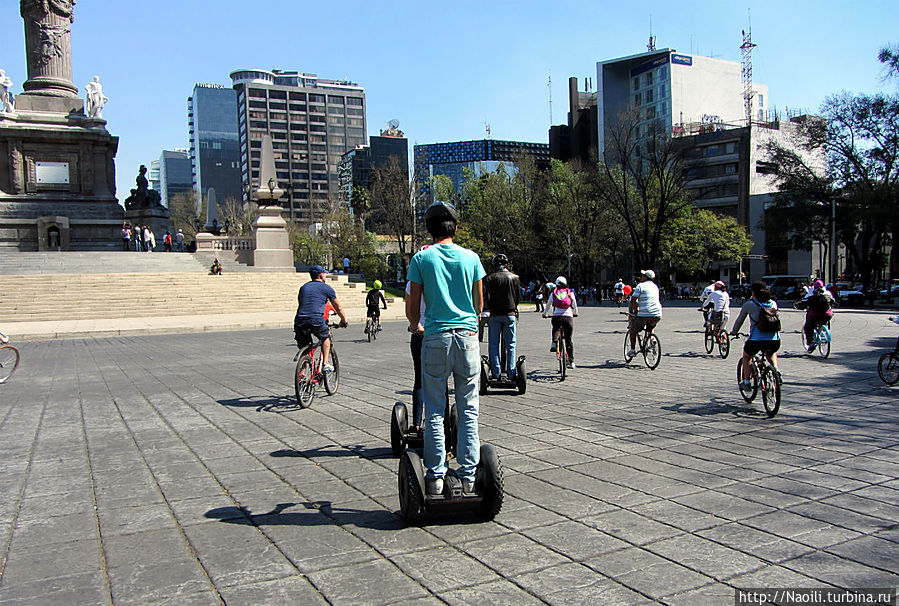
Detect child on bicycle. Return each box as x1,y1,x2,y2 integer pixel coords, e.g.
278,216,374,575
703,281,731,332
365,280,387,333
730,281,781,387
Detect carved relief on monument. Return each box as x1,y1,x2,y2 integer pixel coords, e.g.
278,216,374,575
21,1,74,67
20,0,75,22
8,140,24,194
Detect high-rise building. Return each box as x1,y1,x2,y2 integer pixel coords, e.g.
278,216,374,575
338,124,409,205
595,48,768,156
413,139,550,203
157,149,193,208
187,84,243,207
230,69,367,223
549,77,598,165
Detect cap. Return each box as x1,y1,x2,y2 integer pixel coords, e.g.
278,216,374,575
641,269,656,280
715,280,725,289
309,265,327,276
424,201,458,223
555,276,567,286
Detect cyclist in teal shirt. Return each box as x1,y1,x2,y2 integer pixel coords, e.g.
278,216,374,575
406,201,485,496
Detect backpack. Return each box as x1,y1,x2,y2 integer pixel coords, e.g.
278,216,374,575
808,293,830,313
553,288,573,310
752,299,781,333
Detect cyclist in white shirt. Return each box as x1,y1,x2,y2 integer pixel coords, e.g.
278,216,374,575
700,280,716,326
705,281,731,330
627,270,662,357
613,278,625,305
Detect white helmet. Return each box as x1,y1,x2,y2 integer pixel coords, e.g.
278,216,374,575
555,276,567,286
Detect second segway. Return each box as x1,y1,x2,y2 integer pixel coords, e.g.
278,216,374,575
398,443,503,524
390,396,456,457
479,332,526,395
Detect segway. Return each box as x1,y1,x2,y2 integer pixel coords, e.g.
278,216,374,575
479,331,526,395
390,393,456,457
398,443,504,524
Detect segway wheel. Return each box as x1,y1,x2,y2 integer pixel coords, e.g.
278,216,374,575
515,356,527,395
444,399,458,457
477,444,504,520
479,358,488,395
390,402,408,457
398,450,425,524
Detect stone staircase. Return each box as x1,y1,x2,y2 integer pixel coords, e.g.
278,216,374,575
0,253,405,332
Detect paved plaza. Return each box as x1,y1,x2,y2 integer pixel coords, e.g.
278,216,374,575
1,302,897,605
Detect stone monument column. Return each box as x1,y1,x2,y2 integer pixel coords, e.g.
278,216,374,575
20,0,79,98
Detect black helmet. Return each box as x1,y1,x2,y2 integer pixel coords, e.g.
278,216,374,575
424,201,458,223
493,253,508,268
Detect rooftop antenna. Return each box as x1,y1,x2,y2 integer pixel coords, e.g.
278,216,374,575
485,120,491,139
548,70,553,125
647,14,656,51
740,9,757,127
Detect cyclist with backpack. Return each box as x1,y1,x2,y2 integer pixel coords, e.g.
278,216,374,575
730,281,781,387
795,279,834,353
543,276,578,369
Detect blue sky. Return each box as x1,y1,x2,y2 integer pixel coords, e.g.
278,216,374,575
2,0,896,199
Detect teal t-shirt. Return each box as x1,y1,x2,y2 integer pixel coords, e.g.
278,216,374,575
407,243,486,333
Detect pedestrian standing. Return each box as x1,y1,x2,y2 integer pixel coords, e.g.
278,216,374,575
175,229,184,252
121,223,131,251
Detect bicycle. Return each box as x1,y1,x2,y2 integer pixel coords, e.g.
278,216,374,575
294,322,343,408
732,333,782,417
364,316,382,342
623,313,661,370
0,332,19,384
701,310,730,359
801,322,831,358
878,318,899,385
544,316,571,381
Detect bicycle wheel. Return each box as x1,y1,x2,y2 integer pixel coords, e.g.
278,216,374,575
737,358,758,402
558,341,567,381
817,326,830,358
323,348,339,395
704,326,714,354
295,358,315,408
623,333,635,363
366,319,373,342
0,345,20,384
878,352,899,385
643,333,661,370
760,367,781,417
718,331,730,359
801,328,810,354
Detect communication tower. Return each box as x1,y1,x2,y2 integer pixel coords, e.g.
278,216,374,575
740,24,757,126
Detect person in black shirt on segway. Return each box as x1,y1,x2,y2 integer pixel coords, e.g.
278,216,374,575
481,254,526,394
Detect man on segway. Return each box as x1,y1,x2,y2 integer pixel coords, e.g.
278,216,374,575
483,253,520,382
406,201,485,496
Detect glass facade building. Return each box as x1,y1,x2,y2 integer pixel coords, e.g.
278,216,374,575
413,139,550,202
188,84,243,207
230,69,367,224
158,149,192,208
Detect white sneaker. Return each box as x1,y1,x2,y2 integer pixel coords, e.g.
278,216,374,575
462,479,475,494
426,477,444,495
324,364,334,373
567,361,576,369
626,348,636,357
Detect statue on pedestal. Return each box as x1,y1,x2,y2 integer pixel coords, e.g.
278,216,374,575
0,69,13,114
84,75,107,118
124,165,162,210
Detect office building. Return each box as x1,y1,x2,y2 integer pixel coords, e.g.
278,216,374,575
188,84,243,207
596,48,768,156
156,149,193,208
549,77,598,165
338,123,409,206
413,139,550,203
230,69,367,223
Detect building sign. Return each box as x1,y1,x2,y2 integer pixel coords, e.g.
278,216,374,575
35,161,70,184
671,54,693,66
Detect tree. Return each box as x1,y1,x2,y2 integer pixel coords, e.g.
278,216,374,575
168,191,206,244
660,208,753,274
219,197,258,236
370,157,415,277
764,92,899,291
597,110,695,270
879,43,899,80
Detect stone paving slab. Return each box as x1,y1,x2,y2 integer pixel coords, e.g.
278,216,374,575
0,303,897,604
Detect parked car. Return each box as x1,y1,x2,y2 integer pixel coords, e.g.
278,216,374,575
839,285,867,307
762,275,809,299
878,285,899,300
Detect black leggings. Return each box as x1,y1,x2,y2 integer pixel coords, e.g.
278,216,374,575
410,333,423,427
551,316,574,360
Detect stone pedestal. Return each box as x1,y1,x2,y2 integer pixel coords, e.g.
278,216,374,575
124,206,173,251
253,205,294,270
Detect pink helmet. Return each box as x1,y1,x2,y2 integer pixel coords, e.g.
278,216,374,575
813,279,825,289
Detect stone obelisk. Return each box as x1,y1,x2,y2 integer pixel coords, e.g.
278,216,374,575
0,0,123,251
251,135,294,271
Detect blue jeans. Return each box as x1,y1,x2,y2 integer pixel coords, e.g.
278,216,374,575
488,314,517,379
422,328,480,482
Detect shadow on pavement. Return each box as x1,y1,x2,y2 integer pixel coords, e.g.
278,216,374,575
218,395,301,412
661,397,772,419
527,368,563,383
271,445,393,460
205,501,397,529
